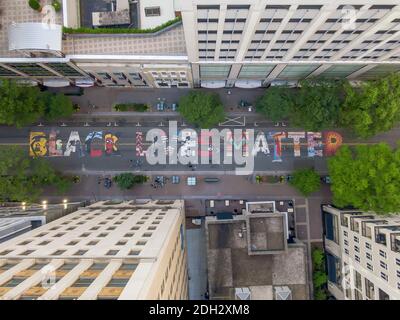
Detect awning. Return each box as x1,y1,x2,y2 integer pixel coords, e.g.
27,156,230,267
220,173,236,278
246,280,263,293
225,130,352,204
234,80,262,88
8,23,62,52
200,80,226,89
75,78,95,87
43,79,71,88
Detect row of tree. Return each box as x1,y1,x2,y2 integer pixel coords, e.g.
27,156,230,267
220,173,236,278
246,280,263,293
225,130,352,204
0,146,72,202
288,142,400,215
0,80,74,127
256,73,400,138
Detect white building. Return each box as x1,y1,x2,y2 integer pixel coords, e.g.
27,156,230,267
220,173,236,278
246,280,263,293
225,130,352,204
0,0,400,88
323,205,400,300
0,200,188,300
180,0,400,88
0,0,190,88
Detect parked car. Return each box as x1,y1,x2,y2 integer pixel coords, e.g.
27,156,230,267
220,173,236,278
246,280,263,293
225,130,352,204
104,177,112,189
286,175,294,182
171,103,178,111
321,175,331,184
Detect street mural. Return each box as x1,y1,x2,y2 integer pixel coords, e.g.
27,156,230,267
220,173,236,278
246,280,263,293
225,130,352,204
30,130,120,158
29,129,343,162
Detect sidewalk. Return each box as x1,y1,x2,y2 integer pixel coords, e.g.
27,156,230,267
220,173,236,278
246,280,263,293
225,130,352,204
43,174,332,202
59,86,266,115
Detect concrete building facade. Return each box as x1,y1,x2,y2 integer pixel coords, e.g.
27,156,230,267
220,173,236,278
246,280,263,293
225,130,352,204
323,205,400,300
180,0,400,88
0,200,188,300
1,0,400,88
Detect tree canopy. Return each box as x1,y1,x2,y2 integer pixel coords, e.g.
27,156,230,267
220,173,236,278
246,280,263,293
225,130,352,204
0,146,71,202
291,79,344,131
178,91,225,128
0,80,45,127
255,86,293,122
44,92,74,121
113,173,148,190
328,143,400,214
0,80,74,127
339,73,400,138
289,168,321,196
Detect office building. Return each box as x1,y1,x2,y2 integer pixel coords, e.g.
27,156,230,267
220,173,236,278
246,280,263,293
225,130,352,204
323,204,400,300
205,201,309,300
1,1,400,89
0,0,191,88
0,200,188,300
181,0,400,88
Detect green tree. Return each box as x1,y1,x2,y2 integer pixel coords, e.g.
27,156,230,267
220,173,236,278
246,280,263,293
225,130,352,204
178,91,225,128
113,173,148,190
52,0,62,12
339,73,400,138
28,0,41,11
328,143,400,214
255,86,294,121
312,248,325,270
289,168,321,196
44,92,74,121
0,146,71,202
314,288,328,300
0,80,45,127
313,271,328,288
291,79,344,131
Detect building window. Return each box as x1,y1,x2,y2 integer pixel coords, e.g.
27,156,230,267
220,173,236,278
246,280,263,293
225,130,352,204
366,252,372,260
343,230,348,237
381,272,388,281
366,242,371,249
367,263,373,271
365,278,374,299
396,270,400,278
380,261,387,270
396,258,400,266
344,248,349,255
354,245,360,253
145,7,161,17
354,236,359,243
379,250,387,259
354,271,362,290
355,255,360,262
344,239,349,246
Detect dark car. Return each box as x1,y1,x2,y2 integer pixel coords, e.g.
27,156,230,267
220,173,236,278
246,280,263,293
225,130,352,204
286,175,294,182
321,175,331,184
104,178,112,189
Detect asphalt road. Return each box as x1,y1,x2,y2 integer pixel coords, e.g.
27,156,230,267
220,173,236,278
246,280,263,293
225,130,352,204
2,123,399,175
0,126,340,175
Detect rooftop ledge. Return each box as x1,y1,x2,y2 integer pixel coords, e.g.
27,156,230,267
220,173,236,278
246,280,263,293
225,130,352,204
63,17,182,36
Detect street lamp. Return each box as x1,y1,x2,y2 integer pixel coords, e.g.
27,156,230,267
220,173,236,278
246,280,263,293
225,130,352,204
63,199,68,210
22,202,26,211
42,200,48,210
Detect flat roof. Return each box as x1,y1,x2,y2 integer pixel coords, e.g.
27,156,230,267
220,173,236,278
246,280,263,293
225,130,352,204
206,220,308,300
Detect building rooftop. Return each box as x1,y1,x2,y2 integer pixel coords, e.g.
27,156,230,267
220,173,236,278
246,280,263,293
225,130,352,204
0,200,185,300
0,0,186,58
62,23,186,56
205,201,308,300
0,0,63,58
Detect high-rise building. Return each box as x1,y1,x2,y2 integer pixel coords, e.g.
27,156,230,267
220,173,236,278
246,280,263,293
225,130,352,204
0,200,188,300
1,1,400,88
181,0,400,88
323,205,400,300
0,0,191,88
